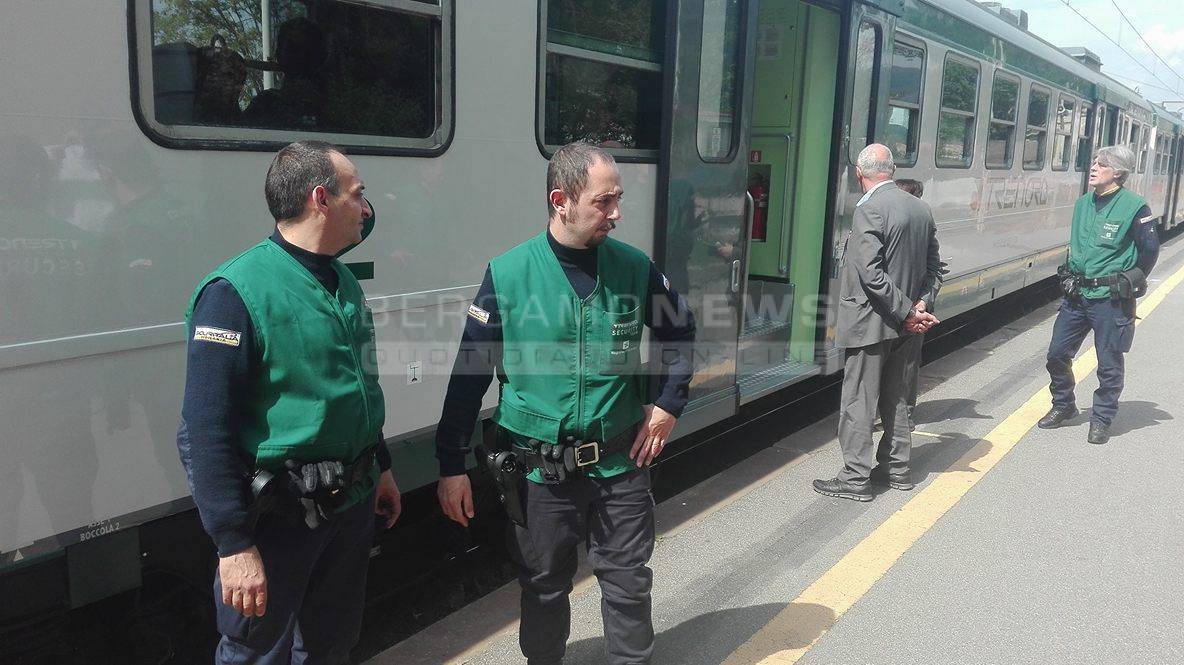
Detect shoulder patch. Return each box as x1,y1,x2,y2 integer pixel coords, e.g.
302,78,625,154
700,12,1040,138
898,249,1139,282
661,272,671,292
467,303,491,325
1139,215,1158,225
193,326,242,347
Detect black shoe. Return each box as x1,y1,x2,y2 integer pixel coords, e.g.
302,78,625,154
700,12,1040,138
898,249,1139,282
1087,421,1111,445
1037,405,1077,429
813,477,872,501
870,467,915,491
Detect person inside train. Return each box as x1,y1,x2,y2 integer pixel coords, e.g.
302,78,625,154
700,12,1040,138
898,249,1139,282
243,17,328,129
1039,144,1160,444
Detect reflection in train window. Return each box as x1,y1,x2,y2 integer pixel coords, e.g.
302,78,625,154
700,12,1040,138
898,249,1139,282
1052,96,1074,171
985,72,1018,170
696,0,743,161
146,0,448,145
1075,103,1093,172
541,0,665,154
936,55,979,168
886,38,925,166
849,22,881,164
1023,86,1049,170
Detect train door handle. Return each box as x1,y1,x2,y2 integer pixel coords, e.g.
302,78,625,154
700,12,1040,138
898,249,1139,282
731,259,741,293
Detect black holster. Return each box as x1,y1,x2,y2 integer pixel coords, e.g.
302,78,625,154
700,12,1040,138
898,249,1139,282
1116,267,1147,299
476,425,528,527
1057,264,1082,300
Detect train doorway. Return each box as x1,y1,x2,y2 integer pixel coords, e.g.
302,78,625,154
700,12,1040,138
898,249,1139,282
738,0,840,399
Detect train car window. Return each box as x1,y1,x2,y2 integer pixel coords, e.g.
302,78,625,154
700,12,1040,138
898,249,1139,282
696,0,743,162
848,22,882,164
886,38,925,166
1052,96,1074,171
935,55,979,169
1075,103,1093,172
985,72,1018,170
137,0,453,152
1139,125,1150,173
1022,85,1049,170
541,0,666,156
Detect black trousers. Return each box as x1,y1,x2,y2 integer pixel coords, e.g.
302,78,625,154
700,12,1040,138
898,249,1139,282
837,335,921,483
213,492,374,665
1046,296,1136,425
510,468,656,665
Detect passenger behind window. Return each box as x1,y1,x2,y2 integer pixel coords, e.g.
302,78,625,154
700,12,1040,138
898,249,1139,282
243,18,328,129
195,38,247,126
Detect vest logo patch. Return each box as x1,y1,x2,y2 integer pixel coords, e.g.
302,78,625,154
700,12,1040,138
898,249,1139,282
467,303,490,325
193,326,242,347
612,319,640,337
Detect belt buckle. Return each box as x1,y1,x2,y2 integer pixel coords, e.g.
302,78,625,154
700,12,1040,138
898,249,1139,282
575,441,600,467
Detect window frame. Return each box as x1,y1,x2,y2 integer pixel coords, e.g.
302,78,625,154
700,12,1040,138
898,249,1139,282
934,52,981,170
985,69,1019,170
1022,83,1050,171
535,0,666,162
885,34,926,167
1051,94,1075,172
129,0,456,155
694,0,748,164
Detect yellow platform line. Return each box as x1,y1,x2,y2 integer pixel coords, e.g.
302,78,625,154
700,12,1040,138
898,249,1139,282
724,261,1184,665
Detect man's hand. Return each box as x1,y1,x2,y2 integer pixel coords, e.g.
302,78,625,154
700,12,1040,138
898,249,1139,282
219,546,267,618
438,474,474,527
629,404,677,468
904,308,938,334
375,469,402,529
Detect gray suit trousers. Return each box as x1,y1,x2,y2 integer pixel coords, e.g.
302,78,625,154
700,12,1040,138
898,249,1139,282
837,335,922,483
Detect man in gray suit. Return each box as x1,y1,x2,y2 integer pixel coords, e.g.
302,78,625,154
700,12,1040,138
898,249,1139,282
814,144,942,502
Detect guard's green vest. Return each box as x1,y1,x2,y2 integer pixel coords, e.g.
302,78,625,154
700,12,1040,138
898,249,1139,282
1069,188,1144,299
490,233,651,480
185,239,385,506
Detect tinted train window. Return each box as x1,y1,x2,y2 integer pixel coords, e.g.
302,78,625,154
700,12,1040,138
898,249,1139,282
985,72,1018,170
1023,86,1049,170
848,22,881,164
1139,125,1150,173
886,39,925,166
696,0,743,161
936,56,979,168
542,0,665,155
1052,96,1074,171
141,0,451,150
1075,103,1093,172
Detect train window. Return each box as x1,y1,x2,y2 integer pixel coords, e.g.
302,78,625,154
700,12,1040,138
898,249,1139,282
886,38,925,166
541,0,665,156
1075,103,1093,172
1052,96,1074,171
848,22,882,164
696,0,743,162
136,0,453,152
1022,85,1049,170
935,55,979,169
985,72,1018,170
1139,127,1150,173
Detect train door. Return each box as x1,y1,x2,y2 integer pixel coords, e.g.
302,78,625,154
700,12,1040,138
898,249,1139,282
657,0,755,429
737,0,841,401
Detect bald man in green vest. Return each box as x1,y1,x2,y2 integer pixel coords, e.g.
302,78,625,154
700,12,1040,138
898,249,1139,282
1039,145,1159,444
435,142,696,664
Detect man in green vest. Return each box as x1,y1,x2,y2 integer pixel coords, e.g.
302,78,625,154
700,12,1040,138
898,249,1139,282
1039,144,1159,444
177,140,401,664
435,142,696,664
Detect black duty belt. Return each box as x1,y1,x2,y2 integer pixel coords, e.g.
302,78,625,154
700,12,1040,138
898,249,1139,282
1080,274,1118,288
518,425,639,472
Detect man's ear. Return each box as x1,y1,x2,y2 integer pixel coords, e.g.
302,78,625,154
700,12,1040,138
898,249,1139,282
549,189,567,218
311,185,330,212
854,166,864,181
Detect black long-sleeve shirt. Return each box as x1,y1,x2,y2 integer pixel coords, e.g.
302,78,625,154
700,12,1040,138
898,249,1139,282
1091,189,1159,275
435,231,697,476
177,230,390,557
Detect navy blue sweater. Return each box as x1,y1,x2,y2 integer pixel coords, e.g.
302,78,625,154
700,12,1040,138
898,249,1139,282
435,231,697,476
177,230,390,557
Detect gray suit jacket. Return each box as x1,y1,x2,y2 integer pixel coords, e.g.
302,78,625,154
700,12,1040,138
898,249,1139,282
835,182,943,349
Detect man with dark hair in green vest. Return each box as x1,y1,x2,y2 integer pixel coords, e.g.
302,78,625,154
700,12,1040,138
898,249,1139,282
1039,144,1159,445
435,141,696,664
177,140,401,664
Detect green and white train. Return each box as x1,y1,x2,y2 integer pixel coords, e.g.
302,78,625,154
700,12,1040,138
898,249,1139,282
3,0,1182,621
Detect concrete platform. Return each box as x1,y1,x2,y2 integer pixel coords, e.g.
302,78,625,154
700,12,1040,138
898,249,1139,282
368,233,1184,665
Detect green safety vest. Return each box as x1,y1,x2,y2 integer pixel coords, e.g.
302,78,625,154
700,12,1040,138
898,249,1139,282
185,239,385,507
1068,188,1144,299
490,233,651,481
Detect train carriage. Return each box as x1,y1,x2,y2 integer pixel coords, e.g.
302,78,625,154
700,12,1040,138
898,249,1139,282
2,0,1182,630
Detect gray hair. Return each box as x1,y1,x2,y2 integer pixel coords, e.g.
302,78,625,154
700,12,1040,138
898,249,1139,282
1095,145,1136,184
547,142,615,216
856,144,896,176
265,140,342,222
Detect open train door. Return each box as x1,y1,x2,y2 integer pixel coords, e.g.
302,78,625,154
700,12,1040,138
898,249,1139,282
655,0,757,434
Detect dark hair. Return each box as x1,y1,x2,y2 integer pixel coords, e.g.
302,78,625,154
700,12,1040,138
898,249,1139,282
895,178,923,198
547,142,614,216
264,140,341,221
